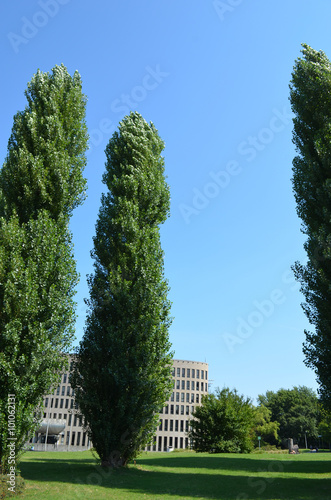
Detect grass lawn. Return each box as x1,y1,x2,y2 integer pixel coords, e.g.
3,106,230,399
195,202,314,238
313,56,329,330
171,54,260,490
14,450,331,500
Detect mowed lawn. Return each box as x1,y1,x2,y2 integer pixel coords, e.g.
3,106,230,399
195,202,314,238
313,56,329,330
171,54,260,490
17,450,331,500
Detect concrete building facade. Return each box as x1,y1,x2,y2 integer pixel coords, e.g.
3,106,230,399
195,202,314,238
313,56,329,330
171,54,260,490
30,357,208,452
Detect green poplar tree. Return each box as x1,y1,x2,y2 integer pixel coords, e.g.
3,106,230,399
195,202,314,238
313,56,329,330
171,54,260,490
0,64,88,476
290,44,331,407
71,112,173,467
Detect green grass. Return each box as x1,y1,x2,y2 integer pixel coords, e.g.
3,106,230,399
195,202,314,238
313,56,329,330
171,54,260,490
14,450,331,499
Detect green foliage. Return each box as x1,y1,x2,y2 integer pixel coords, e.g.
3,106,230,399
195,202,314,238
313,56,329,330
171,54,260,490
258,386,320,447
252,405,280,447
0,65,88,475
71,112,173,467
189,387,255,453
289,43,331,407
318,406,331,446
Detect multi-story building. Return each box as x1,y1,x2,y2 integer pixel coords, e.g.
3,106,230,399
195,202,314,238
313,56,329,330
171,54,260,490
30,357,208,452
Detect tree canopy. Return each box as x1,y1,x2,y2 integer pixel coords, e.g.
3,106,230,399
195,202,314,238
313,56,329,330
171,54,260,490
0,64,88,475
189,387,255,453
71,112,173,467
290,43,331,407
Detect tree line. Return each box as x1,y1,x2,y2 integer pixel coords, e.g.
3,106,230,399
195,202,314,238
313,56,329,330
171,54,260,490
189,385,331,453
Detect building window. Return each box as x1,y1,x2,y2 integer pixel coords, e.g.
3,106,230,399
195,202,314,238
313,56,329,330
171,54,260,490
159,419,163,431
55,399,58,408
70,399,74,409
66,432,70,445
191,406,195,414
172,368,175,376
196,382,199,391
175,420,178,432
165,405,169,414
181,380,185,390
187,368,190,378
180,420,184,432
63,414,67,420
63,374,67,384
82,433,86,447
176,380,180,389
61,386,65,396
196,394,199,403
164,420,168,431
58,413,62,420
50,398,54,408
170,405,174,415
56,387,60,395
182,368,185,377
67,387,71,396
191,381,194,390
171,392,174,402
191,394,194,403
71,432,76,446
53,413,57,419
181,393,184,402
192,369,195,378
43,412,46,418
181,405,184,415
186,405,189,415
68,414,72,426
175,437,178,449
177,368,180,377
169,437,173,447
205,383,208,392
76,432,81,446
45,398,48,408
186,380,190,390
60,399,63,409
176,392,179,402
201,384,204,392
176,405,179,415
186,393,190,402
170,420,173,431
74,415,77,427
197,369,200,379
65,399,69,409
201,370,204,379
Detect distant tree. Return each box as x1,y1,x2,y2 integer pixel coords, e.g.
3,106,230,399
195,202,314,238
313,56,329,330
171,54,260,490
71,112,173,468
0,65,88,475
189,388,255,453
258,386,320,447
318,406,331,448
252,405,280,447
289,43,331,407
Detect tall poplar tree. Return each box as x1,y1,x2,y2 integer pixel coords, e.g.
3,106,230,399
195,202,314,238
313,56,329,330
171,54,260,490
72,112,173,467
290,44,331,406
0,65,88,474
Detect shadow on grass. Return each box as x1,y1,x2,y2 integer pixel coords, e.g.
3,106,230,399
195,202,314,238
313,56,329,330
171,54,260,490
136,453,331,475
20,453,331,500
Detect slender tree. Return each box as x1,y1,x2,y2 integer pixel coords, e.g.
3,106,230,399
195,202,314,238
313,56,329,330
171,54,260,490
71,112,173,467
289,43,331,407
0,65,88,475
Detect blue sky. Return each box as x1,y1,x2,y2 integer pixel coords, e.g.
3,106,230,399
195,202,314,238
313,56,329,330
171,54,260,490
1,0,330,402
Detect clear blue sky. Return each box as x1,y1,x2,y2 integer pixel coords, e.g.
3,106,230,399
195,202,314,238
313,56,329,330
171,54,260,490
1,0,330,402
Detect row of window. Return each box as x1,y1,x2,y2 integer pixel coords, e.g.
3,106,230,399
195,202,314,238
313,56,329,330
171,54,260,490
42,412,83,428
160,404,196,415
146,436,189,451
159,419,190,433
171,367,207,379
170,392,202,403
53,385,74,397
174,380,207,391
44,398,77,410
